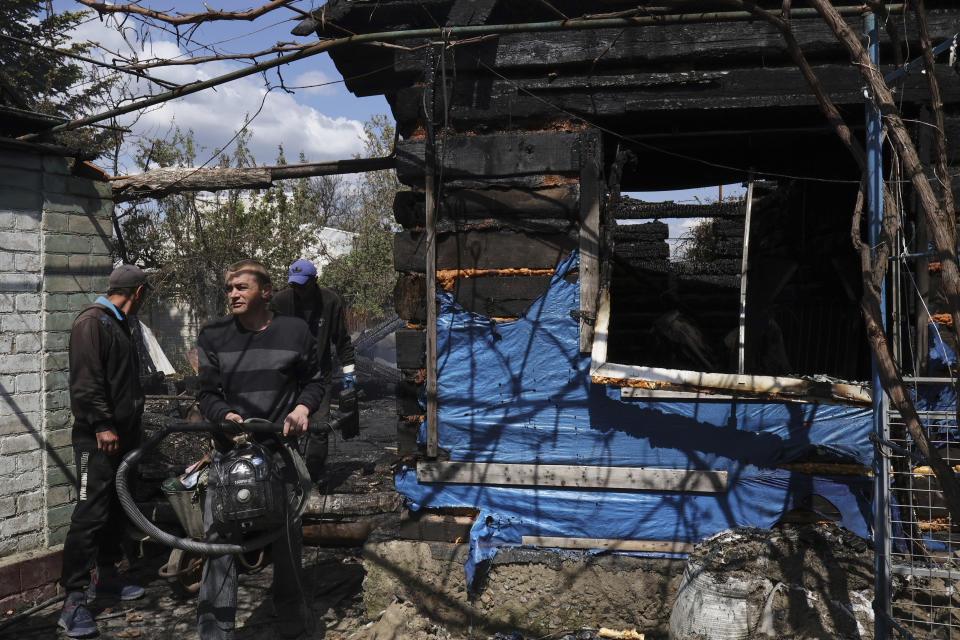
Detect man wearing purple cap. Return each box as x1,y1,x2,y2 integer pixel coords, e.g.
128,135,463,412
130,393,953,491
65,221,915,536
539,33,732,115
270,258,355,488
59,264,152,637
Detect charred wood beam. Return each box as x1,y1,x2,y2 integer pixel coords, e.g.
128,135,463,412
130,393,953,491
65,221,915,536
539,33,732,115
111,156,395,202
393,185,580,227
394,230,576,272
385,9,960,81
614,242,670,260
392,65,960,135
397,379,423,415
613,222,669,240
395,131,581,186
395,328,426,369
614,197,743,220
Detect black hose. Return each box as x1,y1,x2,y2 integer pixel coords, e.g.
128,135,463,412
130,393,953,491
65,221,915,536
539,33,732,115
116,417,346,555
116,427,280,556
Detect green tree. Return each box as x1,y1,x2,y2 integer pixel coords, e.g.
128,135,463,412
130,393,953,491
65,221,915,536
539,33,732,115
319,114,402,322
122,126,337,320
0,0,113,155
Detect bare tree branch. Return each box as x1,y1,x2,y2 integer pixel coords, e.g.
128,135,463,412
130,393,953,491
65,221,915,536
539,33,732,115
120,42,317,70
912,0,955,223
75,0,300,27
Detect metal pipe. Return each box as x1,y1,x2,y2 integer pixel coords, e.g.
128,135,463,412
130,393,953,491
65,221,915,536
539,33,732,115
866,12,891,640
18,4,897,141
737,176,755,375
424,47,439,459
884,32,959,83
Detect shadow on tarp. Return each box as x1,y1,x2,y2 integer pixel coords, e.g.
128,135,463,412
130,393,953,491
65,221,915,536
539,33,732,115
405,250,873,587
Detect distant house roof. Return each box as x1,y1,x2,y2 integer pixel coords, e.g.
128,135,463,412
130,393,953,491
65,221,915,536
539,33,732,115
305,226,358,272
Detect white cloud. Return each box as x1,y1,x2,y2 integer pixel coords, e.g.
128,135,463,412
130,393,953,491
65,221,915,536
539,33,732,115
291,70,338,95
67,16,365,172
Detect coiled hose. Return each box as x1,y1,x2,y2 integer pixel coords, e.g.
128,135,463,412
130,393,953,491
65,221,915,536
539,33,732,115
116,419,314,556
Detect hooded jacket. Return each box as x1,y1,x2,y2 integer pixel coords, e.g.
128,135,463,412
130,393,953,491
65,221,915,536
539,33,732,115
69,303,145,444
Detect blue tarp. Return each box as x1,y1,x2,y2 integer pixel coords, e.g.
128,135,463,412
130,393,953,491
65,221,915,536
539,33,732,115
403,251,874,586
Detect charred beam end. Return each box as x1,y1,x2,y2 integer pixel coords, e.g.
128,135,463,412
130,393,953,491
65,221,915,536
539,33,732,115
111,156,395,202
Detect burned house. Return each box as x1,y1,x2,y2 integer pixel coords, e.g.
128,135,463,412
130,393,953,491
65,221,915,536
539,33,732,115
299,1,960,636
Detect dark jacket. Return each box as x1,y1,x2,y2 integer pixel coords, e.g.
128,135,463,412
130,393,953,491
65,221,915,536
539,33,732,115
270,286,355,381
69,303,145,445
196,314,325,445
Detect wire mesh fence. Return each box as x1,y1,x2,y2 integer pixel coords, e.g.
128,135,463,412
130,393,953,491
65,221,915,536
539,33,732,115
888,398,960,639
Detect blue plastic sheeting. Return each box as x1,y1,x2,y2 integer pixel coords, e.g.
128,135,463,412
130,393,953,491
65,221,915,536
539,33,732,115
397,468,872,587
425,250,873,472
406,250,875,587
928,321,956,374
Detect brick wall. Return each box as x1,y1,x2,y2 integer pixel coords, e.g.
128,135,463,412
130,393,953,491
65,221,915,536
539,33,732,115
0,147,113,557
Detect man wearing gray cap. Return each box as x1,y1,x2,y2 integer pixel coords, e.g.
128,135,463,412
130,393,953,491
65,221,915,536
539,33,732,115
58,264,152,637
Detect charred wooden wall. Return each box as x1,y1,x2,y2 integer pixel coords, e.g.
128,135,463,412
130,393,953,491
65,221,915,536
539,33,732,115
299,1,960,533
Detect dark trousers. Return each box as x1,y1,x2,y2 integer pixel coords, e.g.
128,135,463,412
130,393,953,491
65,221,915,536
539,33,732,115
60,440,129,594
197,449,305,640
302,385,332,485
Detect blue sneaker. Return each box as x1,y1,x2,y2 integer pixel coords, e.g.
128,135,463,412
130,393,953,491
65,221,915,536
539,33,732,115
87,567,145,601
58,596,98,638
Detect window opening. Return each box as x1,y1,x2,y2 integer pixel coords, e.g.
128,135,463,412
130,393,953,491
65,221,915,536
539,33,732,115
596,180,872,402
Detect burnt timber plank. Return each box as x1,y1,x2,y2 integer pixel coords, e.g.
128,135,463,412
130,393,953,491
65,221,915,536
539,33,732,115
613,222,669,241
397,417,421,457
425,217,577,235
303,492,402,517
395,328,426,368
393,185,580,227
394,273,560,321
393,65,960,132
395,274,427,322
394,230,577,272
397,379,423,415
445,0,496,27
395,131,581,186
417,461,728,492
614,242,670,260
615,198,743,220
579,129,602,353
389,10,960,77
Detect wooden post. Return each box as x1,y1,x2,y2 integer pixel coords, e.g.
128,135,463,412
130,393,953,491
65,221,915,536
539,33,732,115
579,130,602,353
737,177,755,375
424,47,439,458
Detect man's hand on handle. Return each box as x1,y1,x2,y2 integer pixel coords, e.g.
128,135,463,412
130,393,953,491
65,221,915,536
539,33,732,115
283,404,310,437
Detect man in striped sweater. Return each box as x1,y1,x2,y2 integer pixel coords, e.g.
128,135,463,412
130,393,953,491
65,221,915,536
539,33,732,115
196,259,323,640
